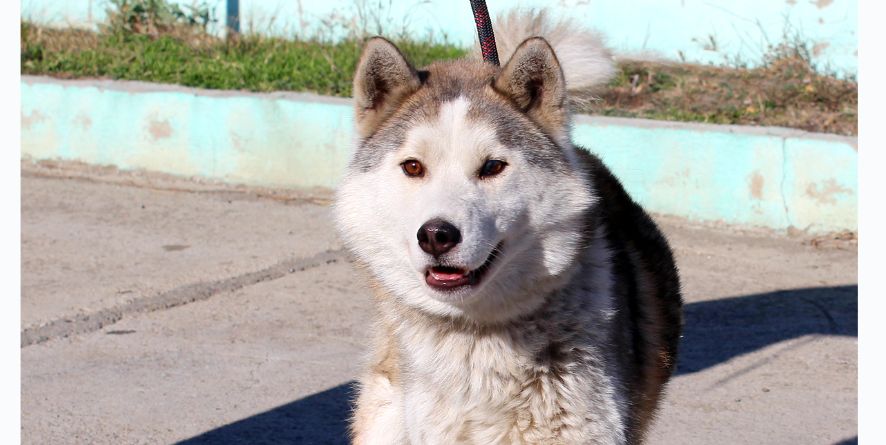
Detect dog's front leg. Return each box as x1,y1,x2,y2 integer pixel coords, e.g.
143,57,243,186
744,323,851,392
351,319,407,445
351,371,407,445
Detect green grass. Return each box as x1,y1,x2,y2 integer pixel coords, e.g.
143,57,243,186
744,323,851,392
21,22,467,97
21,20,857,135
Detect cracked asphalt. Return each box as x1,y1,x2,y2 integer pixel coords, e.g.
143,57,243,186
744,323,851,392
20,160,858,444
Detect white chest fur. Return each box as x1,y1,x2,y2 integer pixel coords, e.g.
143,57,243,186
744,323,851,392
394,291,627,445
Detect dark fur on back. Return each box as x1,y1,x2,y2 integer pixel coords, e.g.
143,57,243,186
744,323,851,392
578,147,684,441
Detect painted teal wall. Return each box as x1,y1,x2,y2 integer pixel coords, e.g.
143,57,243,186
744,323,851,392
21,78,354,189
21,77,857,233
21,0,857,76
572,117,857,233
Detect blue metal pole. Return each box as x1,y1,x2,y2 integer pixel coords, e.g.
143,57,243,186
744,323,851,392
226,0,240,36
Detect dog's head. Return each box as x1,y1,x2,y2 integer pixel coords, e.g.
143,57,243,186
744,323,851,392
335,37,595,323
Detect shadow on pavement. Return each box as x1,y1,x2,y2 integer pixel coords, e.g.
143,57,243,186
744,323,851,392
178,285,857,444
178,382,356,445
676,285,857,375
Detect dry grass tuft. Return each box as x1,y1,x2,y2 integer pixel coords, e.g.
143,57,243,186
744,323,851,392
587,38,857,135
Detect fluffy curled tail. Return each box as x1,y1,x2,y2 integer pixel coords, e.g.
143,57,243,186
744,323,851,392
485,8,616,93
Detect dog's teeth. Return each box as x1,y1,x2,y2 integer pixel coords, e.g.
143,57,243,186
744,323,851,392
430,268,466,281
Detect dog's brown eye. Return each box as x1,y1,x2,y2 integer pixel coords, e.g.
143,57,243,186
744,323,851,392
479,160,507,178
401,160,425,177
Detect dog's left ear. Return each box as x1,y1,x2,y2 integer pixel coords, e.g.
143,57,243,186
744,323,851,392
493,37,568,143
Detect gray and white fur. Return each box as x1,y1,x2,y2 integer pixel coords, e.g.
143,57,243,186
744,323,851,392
334,9,683,445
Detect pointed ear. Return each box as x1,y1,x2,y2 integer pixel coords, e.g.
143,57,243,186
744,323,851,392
493,37,568,143
353,37,421,138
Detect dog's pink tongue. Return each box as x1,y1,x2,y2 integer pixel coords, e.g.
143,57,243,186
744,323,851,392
429,267,467,281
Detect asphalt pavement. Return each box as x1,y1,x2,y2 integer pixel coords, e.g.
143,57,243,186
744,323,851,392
20,160,858,444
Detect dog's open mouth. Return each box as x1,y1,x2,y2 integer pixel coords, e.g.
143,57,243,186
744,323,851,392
425,242,503,291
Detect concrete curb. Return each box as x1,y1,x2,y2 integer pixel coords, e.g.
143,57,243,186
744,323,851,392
21,76,857,233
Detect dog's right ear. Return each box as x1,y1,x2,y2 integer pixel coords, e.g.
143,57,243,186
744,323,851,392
353,37,421,139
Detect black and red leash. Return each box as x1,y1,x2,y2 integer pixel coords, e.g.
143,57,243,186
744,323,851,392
469,0,500,66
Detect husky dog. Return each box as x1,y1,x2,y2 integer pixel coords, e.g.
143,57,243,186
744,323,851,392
334,9,682,445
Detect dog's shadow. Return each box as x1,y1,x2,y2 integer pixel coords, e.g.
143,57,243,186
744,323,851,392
178,382,356,445
177,285,857,445
676,284,857,374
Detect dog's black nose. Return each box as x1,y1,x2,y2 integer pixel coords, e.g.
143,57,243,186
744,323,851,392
417,219,461,257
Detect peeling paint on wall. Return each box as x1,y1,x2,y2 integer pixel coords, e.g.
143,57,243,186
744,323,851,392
75,114,92,130
148,119,173,141
22,110,46,130
749,172,765,200
805,178,851,205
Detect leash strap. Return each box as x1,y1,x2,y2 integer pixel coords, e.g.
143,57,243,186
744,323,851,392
469,0,500,66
